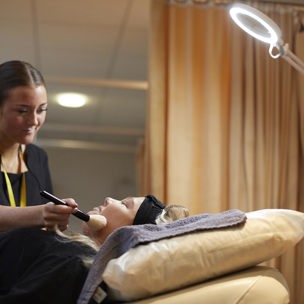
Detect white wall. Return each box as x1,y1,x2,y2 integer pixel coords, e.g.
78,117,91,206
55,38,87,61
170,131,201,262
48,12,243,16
43,147,137,232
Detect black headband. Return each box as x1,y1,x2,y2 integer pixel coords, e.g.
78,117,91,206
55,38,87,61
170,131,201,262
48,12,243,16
133,195,165,225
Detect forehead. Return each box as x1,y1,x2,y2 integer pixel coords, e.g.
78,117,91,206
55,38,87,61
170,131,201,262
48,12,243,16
131,197,145,207
7,85,45,96
5,85,47,104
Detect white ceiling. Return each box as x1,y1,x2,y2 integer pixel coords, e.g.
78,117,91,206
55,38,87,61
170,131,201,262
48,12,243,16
0,0,150,153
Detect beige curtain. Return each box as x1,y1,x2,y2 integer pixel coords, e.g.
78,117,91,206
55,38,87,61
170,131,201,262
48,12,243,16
139,0,304,302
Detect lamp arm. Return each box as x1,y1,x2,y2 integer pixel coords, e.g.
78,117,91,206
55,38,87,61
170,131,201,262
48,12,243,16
281,44,304,75
268,43,304,74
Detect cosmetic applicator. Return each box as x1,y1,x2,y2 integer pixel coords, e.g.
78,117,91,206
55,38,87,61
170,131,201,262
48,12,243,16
40,190,107,231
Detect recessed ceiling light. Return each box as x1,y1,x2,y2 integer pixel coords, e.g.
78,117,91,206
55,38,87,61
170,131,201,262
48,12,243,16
56,92,88,108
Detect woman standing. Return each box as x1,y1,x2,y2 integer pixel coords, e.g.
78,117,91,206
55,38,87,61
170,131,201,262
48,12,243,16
0,60,77,231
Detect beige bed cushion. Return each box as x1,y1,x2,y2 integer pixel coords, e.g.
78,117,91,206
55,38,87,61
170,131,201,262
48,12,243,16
103,209,304,302
130,266,289,304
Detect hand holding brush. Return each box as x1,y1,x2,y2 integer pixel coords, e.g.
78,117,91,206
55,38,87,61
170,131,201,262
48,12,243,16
40,190,107,231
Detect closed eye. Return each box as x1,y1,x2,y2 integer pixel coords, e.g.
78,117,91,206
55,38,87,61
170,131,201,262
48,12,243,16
121,201,128,208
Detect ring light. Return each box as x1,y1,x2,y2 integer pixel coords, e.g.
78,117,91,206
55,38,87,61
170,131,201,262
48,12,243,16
229,3,281,45
229,3,304,74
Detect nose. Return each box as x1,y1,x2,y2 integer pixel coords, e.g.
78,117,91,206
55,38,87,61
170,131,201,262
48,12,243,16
103,197,111,206
26,111,39,126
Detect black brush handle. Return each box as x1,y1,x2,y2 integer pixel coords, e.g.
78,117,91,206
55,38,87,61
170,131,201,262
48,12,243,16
40,190,90,222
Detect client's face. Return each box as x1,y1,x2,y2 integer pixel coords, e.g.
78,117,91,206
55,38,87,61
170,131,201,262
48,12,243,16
83,196,145,245
91,196,145,228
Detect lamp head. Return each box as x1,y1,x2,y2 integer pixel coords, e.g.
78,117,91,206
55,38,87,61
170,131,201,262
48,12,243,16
229,3,304,74
229,3,281,46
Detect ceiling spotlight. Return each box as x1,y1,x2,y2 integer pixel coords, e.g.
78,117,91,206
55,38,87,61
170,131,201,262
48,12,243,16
56,92,88,108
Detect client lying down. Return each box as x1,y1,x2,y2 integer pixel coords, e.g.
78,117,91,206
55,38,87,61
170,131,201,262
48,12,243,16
0,195,189,304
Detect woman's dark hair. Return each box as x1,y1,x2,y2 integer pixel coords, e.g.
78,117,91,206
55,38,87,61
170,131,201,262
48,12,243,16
0,60,46,106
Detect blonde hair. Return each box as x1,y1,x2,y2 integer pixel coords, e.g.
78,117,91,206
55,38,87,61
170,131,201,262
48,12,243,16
54,204,189,267
54,228,98,268
155,204,189,224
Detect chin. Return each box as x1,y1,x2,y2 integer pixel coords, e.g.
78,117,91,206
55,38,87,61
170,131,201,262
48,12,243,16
20,135,36,145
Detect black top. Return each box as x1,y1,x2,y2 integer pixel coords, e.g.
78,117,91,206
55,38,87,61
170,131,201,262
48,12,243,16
0,144,53,206
0,228,97,303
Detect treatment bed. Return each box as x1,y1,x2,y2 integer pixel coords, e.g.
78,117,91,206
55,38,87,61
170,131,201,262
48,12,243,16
130,266,289,304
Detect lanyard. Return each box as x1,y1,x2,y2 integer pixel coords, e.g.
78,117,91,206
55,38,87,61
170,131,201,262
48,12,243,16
1,145,27,207
3,170,26,207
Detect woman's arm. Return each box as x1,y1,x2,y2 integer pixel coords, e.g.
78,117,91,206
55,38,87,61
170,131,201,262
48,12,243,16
0,199,77,232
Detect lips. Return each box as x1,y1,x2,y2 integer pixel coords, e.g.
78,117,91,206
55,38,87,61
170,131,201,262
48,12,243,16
23,128,36,134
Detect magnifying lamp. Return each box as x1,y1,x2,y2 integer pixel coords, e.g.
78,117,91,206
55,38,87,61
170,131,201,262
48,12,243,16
229,3,304,74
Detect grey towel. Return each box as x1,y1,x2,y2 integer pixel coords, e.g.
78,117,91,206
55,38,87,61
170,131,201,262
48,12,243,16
77,209,246,304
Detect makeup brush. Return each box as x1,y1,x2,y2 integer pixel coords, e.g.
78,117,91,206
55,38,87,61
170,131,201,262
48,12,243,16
40,190,107,230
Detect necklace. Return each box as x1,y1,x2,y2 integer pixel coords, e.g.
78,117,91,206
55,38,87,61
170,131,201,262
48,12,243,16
0,146,27,207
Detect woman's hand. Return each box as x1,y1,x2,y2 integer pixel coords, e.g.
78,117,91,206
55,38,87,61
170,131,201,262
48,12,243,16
42,198,78,231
